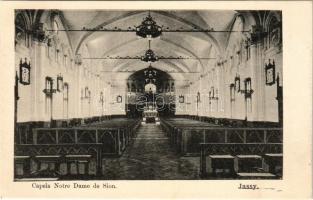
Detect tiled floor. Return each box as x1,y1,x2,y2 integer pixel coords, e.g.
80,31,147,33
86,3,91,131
102,124,200,180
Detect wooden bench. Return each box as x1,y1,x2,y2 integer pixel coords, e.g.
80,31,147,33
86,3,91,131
65,155,92,175
14,156,31,177
263,153,283,177
33,155,61,177
235,155,263,173
205,155,235,177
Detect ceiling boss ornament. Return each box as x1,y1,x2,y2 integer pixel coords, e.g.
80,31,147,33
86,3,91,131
136,11,162,39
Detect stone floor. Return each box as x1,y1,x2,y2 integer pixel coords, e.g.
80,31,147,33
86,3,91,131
102,124,200,180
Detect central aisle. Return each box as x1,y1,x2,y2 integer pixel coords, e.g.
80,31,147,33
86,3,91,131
103,124,200,180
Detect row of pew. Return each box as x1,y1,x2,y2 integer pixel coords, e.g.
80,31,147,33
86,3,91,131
14,118,141,180
160,117,283,179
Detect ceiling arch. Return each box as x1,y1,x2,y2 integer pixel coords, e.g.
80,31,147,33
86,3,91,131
57,10,247,80
73,10,223,55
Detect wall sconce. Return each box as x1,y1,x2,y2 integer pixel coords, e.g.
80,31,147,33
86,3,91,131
63,82,69,101
88,90,91,103
210,87,214,99
179,95,184,103
84,87,89,98
56,74,63,92
196,92,201,103
265,59,276,86
234,74,240,92
209,91,212,104
80,89,84,100
230,83,235,101
19,58,31,85
99,91,104,104
209,87,218,100
43,76,56,97
244,78,254,99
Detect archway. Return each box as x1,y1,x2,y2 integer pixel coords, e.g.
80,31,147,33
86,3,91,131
126,66,175,118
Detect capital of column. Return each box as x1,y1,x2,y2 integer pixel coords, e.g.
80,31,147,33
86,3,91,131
244,25,267,46
31,22,52,44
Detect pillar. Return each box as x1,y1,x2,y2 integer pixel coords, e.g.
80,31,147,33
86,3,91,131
30,40,46,121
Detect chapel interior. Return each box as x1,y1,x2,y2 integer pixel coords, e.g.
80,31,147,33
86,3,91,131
14,10,283,180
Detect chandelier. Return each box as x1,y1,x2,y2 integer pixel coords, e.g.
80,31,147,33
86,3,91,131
136,11,162,39
144,64,157,83
141,40,158,63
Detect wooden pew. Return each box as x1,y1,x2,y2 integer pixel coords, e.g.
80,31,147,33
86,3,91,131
33,155,61,177
160,118,219,154
206,155,235,178
160,119,282,157
14,118,141,179
14,156,31,178
200,143,282,179
64,155,92,176
263,153,283,178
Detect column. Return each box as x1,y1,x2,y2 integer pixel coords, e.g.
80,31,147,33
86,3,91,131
30,40,45,121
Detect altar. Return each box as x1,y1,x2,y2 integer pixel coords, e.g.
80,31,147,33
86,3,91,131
142,105,160,125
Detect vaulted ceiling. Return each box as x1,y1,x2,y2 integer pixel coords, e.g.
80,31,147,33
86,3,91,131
58,10,241,79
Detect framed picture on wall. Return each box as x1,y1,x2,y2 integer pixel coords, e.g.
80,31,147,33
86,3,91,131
234,75,240,92
179,95,184,103
117,95,122,103
19,58,31,85
265,60,276,85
